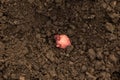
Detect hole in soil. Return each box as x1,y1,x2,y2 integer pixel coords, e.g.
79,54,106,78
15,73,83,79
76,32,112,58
111,71,120,80
0,36,3,39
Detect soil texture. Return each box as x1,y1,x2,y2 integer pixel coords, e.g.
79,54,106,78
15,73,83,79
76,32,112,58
0,0,120,80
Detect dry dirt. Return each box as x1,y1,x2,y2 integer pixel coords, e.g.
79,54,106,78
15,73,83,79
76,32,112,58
0,0,120,80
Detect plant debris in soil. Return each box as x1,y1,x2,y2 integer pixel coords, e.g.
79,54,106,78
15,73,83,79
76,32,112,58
0,0,120,80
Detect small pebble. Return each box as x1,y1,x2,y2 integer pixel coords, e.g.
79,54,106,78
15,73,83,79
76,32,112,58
88,48,96,60
0,12,3,17
109,54,117,63
0,41,5,50
28,0,34,3
105,22,115,33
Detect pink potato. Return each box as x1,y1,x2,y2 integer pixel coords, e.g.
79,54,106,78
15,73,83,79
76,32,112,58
54,34,71,49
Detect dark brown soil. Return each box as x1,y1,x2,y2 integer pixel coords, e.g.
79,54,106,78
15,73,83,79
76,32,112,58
0,0,120,80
